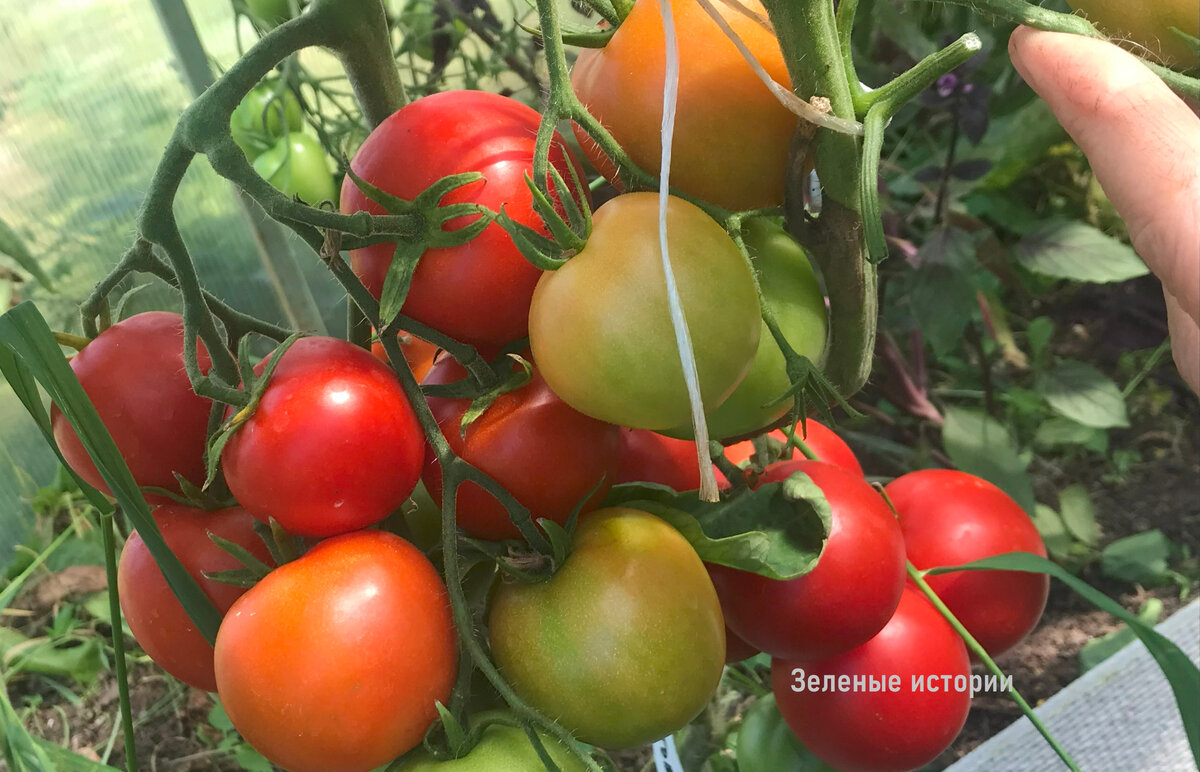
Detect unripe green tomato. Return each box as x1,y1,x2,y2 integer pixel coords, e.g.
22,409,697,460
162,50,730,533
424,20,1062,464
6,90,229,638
737,694,837,772
528,193,761,430
1065,0,1198,66
664,218,827,441
253,133,337,204
245,0,294,27
488,507,726,748
394,715,587,771
230,84,302,161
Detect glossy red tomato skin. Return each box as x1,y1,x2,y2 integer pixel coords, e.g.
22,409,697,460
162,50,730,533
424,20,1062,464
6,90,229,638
341,91,589,348
885,469,1050,658
708,461,906,661
615,428,735,491
771,586,971,772
118,505,274,692
214,531,457,772
616,428,702,491
220,337,424,538
421,356,621,541
724,422,864,477
51,312,212,500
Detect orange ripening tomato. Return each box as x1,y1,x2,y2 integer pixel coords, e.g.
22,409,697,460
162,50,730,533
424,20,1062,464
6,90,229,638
371,329,439,381
724,421,864,477
214,531,457,772
572,0,797,211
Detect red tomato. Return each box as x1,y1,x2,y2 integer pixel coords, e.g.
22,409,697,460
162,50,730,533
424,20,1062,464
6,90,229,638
707,461,905,661
51,312,212,500
616,428,702,491
215,531,457,772
884,469,1050,658
725,626,761,663
724,421,864,476
615,428,735,491
117,505,274,692
221,337,424,538
421,356,621,541
370,329,439,381
341,91,590,348
771,586,971,772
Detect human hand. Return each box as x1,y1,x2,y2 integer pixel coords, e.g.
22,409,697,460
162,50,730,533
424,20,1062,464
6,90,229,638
1008,26,1199,394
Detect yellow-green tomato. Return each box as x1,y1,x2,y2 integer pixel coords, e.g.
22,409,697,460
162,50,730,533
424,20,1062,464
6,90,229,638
666,218,827,441
528,193,760,430
394,717,587,771
488,507,726,749
1066,0,1198,66
253,133,336,204
231,83,302,161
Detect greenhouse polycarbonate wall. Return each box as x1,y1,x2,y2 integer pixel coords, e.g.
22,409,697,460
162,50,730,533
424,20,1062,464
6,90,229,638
0,0,345,558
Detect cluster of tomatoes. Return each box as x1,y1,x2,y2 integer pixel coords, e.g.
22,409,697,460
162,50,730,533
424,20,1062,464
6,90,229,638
44,1,1059,770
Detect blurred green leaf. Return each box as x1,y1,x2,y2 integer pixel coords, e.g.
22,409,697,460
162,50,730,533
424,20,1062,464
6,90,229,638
0,219,54,290
0,629,106,685
1026,316,1055,363
1032,505,1075,561
942,407,1037,515
1101,530,1172,586
737,694,834,772
1038,360,1130,429
1034,418,1108,453
1013,220,1149,284
1059,485,1100,547
1080,598,1163,672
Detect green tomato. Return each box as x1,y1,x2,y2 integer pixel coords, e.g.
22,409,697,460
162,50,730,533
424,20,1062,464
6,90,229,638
245,0,295,27
231,83,303,161
488,507,726,748
253,133,337,204
665,218,826,441
528,193,761,430
1065,0,1198,66
394,715,587,771
737,694,836,772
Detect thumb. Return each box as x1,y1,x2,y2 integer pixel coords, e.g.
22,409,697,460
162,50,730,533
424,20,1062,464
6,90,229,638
1008,26,1200,326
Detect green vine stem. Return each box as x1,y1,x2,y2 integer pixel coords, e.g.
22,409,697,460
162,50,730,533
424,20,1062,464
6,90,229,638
923,0,1199,99
907,563,1083,771
762,0,875,400
100,507,138,771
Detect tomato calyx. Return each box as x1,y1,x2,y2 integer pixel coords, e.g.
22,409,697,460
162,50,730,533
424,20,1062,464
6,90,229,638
494,163,592,271
140,472,234,511
203,332,306,488
342,166,497,325
457,354,533,437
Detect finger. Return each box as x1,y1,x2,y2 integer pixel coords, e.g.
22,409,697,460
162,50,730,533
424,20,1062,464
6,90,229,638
1009,26,1200,325
1166,289,1200,395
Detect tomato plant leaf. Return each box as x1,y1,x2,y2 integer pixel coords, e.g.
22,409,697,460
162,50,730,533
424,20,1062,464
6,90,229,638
941,406,1037,516
0,302,222,644
0,217,54,290
606,473,830,580
1031,505,1076,562
925,552,1200,768
1013,220,1149,283
1058,484,1100,547
0,629,107,685
1100,530,1173,586
1033,417,1108,453
1037,359,1130,429
737,694,830,772
1079,598,1164,673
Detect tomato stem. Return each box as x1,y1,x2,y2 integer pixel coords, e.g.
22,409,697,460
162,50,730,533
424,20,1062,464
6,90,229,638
921,0,1199,99
905,563,1083,771
99,507,139,772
